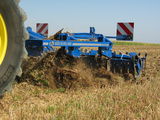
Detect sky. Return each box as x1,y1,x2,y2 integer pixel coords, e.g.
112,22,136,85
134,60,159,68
20,0,160,43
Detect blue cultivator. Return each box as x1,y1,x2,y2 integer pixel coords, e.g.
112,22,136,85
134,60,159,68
25,27,147,78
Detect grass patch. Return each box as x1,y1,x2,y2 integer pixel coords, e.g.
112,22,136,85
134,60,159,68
113,41,160,46
44,88,66,94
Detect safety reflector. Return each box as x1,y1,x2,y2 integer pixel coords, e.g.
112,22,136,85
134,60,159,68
117,22,134,41
36,23,48,37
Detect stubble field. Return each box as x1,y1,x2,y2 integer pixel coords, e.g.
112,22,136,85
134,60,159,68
0,43,160,120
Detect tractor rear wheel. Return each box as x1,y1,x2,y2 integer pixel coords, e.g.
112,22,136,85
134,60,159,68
0,0,27,95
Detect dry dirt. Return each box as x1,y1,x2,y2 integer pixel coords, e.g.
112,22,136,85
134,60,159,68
19,48,125,90
0,45,160,120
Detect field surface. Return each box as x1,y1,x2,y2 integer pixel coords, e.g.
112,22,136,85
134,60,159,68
0,44,160,120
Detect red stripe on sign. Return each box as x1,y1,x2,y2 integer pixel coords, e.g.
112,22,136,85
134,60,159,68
37,24,41,29
38,24,48,33
44,30,48,34
117,30,122,36
119,23,132,35
129,23,134,28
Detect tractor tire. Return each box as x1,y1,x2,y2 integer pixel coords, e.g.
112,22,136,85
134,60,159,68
0,0,28,95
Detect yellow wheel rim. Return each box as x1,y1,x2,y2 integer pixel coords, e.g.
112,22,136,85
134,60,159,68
0,14,7,65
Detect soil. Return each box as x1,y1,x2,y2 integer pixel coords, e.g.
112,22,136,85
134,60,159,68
19,48,125,90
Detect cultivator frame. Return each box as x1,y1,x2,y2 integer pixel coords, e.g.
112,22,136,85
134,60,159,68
25,27,147,78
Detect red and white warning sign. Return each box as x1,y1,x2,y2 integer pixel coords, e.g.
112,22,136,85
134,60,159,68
117,22,134,40
36,23,48,37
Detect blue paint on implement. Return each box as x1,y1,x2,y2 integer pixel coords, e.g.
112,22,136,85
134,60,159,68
25,27,147,78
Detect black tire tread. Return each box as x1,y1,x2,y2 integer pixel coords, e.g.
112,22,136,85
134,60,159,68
0,0,28,95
